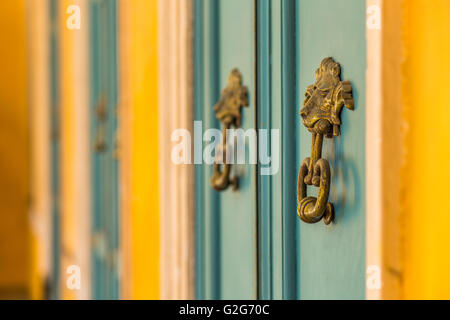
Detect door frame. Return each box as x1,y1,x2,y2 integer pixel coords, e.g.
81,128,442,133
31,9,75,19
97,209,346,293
194,0,221,300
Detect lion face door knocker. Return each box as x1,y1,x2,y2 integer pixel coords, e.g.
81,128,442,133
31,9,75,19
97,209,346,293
210,68,249,191
297,57,354,225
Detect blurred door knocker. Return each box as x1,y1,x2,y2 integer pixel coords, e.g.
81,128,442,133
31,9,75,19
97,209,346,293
297,57,354,225
210,68,249,191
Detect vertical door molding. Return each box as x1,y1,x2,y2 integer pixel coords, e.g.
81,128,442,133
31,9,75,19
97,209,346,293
158,0,195,300
366,0,402,299
117,0,133,300
59,0,91,300
49,0,61,300
365,0,383,300
280,0,298,300
256,0,297,300
193,0,221,300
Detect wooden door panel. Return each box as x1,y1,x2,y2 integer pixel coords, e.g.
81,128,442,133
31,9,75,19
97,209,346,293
194,0,257,300
89,0,119,299
296,0,366,299
217,0,257,300
195,0,366,300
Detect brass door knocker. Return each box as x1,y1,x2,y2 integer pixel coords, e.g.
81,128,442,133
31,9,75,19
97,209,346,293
210,68,249,191
297,57,354,224
94,94,107,152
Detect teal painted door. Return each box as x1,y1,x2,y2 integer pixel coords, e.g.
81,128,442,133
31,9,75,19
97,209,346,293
195,0,366,299
195,0,257,300
295,0,366,299
257,0,366,299
89,0,119,299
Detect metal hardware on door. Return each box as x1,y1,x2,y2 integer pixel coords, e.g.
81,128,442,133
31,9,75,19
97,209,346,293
94,95,107,152
297,57,354,225
210,68,249,191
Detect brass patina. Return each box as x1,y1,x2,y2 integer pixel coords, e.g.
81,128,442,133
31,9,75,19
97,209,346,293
210,68,249,191
297,57,354,224
94,95,107,152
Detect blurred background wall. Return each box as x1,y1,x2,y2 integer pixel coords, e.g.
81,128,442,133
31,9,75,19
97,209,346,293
1,0,450,300
401,0,450,299
118,0,161,299
23,0,193,300
0,0,32,299
367,0,450,300
58,0,91,300
28,0,53,300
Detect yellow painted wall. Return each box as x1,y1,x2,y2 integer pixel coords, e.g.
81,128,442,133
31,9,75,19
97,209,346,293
0,0,31,299
401,0,450,299
119,0,160,299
